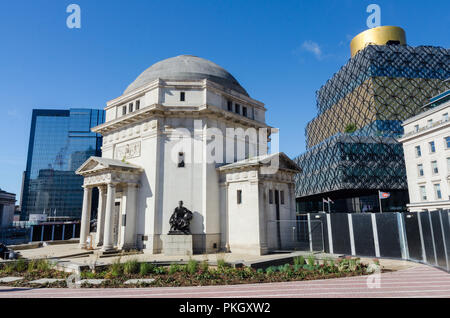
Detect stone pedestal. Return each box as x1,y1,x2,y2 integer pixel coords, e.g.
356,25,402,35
162,234,193,256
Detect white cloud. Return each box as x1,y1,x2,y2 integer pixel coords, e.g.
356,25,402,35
7,110,19,117
301,40,323,60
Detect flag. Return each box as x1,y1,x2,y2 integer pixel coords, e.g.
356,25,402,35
328,197,334,204
379,191,390,199
323,198,328,203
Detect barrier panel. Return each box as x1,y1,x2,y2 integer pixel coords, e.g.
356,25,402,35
430,212,447,268
64,224,74,240
308,213,329,252
298,210,450,272
441,211,450,268
420,212,436,265
330,214,351,255
376,213,402,258
352,214,375,256
403,212,422,261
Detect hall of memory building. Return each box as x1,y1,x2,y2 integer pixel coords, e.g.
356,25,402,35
76,55,300,255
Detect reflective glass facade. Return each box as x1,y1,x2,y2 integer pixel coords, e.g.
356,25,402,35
295,44,450,213
21,109,105,220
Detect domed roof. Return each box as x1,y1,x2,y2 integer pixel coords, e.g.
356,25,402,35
124,55,248,96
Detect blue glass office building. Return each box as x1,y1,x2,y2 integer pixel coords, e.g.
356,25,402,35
21,109,105,220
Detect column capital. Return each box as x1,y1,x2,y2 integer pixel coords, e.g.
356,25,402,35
97,185,107,192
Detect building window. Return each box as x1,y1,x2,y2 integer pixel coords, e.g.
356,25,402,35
237,190,242,204
129,103,133,113
446,136,450,148
235,104,240,114
415,146,422,157
429,141,435,153
180,92,185,102
434,184,442,200
420,186,427,201
136,100,140,111
178,152,185,168
427,119,433,128
280,191,285,205
417,164,424,177
242,106,248,117
443,113,449,122
269,190,273,204
414,125,419,132
122,106,127,116
227,100,233,112
431,160,439,174
447,157,450,172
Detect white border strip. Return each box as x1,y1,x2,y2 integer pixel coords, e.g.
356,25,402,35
307,213,313,252
326,214,333,254
348,214,355,255
371,213,380,257
397,213,409,259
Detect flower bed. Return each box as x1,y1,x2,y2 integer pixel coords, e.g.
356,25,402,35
0,255,379,288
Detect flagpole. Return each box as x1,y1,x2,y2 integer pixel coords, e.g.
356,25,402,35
378,190,383,213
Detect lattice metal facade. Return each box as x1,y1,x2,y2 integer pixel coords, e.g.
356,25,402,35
295,44,450,206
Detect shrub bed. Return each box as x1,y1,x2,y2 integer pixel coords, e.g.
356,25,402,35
0,256,377,288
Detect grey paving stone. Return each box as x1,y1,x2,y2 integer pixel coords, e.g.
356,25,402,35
29,278,65,284
0,277,24,283
124,278,155,284
80,279,105,285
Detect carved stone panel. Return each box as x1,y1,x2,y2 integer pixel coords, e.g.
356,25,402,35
115,141,141,160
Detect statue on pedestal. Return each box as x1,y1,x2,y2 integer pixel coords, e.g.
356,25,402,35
169,201,193,235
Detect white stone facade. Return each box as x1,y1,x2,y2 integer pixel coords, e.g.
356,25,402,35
77,56,300,255
0,189,16,227
400,92,450,212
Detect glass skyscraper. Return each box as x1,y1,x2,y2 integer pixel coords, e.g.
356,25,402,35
21,109,105,220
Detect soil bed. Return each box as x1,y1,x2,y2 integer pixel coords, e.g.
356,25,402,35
0,256,381,289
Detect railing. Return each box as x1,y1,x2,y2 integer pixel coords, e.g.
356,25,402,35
295,211,450,272
266,219,324,252
0,226,31,246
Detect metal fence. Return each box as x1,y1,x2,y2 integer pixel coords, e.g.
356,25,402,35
267,217,324,252
0,227,31,246
295,210,450,272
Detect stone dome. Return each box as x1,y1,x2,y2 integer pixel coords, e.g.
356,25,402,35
124,55,248,96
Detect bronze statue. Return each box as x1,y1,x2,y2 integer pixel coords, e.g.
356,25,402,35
169,201,193,234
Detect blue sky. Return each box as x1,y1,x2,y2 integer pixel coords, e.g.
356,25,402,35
0,0,449,199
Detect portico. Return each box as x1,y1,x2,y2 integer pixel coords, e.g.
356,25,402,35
76,157,142,251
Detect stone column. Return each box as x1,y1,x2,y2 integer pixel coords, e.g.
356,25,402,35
79,187,92,249
95,185,107,247
121,184,138,250
102,183,116,251
258,182,269,254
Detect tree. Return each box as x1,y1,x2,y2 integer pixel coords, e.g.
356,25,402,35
344,123,357,134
